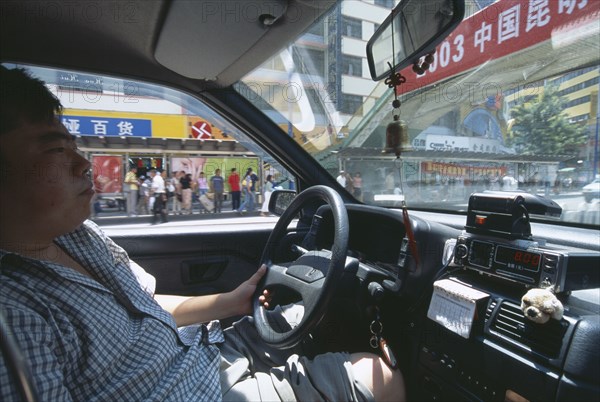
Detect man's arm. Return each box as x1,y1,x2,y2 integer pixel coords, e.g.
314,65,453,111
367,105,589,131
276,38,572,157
154,265,266,327
155,293,237,327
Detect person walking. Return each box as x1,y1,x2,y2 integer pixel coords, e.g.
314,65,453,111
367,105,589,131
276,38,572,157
161,170,171,216
197,171,210,213
261,174,274,216
249,169,259,210
237,168,257,214
180,171,193,214
123,166,139,216
344,171,354,194
167,171,181,215
149,169,168,224
137,175,151,215
210,169,225,213
228,167,241,211
353,172,363,201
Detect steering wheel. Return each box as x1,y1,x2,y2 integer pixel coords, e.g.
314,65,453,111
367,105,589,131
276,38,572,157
253,185,349,348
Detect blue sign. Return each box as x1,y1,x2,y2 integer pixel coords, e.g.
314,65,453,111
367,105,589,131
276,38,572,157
61,115,152,137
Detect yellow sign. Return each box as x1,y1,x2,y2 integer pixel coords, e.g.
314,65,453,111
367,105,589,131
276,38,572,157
63,109,230,139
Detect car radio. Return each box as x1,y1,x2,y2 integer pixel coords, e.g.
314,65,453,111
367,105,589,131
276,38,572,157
453,233,567,291
450,192,599,292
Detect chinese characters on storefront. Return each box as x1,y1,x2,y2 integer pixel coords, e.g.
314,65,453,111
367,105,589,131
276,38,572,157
62,115,152,137
422,161,506,179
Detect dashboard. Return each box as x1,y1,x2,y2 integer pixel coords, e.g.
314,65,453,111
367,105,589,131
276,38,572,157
315,207,406,267
308,201,600,402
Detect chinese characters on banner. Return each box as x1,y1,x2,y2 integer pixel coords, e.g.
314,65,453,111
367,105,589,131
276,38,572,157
397,0,597,92
422,161,506,179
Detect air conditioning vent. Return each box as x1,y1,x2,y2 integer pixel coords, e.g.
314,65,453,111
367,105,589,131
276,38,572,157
485,299,498,322
490,301,568,358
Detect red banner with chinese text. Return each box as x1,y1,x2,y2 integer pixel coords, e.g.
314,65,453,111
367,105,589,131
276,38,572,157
398,0,599,92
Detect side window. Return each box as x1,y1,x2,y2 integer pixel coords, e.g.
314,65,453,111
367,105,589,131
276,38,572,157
9,64,294,224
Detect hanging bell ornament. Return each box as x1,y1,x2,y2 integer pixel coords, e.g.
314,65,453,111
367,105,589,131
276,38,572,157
384,114,412,157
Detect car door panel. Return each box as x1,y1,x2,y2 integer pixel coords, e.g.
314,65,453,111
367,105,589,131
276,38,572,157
110,230,272,295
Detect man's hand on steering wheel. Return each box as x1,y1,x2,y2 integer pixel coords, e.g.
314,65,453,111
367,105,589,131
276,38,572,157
258,288,273,310
228,265,267,316
252,185,349,349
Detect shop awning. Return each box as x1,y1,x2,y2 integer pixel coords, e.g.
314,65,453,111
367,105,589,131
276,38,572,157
76,135,252,155
336,148,572,164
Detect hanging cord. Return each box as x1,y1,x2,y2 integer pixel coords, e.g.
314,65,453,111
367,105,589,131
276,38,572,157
385,64,405,107
393,158,420,268
384,5,406,103
384,4,419,268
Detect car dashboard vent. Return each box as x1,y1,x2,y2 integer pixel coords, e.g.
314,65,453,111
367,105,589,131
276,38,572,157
485,299,498,322
489,301,569,358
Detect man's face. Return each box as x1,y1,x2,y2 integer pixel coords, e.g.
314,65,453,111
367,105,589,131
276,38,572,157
0,120,94,240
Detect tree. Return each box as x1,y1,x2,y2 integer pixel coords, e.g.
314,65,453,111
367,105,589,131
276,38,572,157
508,86,588,155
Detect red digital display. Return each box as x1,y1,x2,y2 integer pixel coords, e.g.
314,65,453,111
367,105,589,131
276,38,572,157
495,246,541,271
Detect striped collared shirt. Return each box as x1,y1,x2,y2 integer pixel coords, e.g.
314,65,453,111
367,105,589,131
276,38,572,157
1,220,223,401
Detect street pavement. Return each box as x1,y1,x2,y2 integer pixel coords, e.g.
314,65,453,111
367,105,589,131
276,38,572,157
92,198,265,226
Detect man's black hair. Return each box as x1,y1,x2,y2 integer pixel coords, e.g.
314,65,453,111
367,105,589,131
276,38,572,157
0,66,63,135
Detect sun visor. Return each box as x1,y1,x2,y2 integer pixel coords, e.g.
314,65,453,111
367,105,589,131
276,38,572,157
155,0,288,80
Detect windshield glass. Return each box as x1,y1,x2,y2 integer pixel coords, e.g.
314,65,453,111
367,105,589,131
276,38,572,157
237,0,600,225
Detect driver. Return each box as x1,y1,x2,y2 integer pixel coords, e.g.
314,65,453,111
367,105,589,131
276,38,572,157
0,66,405,401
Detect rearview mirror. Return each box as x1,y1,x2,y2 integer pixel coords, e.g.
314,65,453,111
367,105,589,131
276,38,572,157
367,0,464,81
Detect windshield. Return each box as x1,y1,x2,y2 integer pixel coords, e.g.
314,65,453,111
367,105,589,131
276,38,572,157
237,0,600,225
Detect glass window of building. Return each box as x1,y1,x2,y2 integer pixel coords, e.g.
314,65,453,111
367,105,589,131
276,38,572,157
342,56,363,77
342,16,362,39
339,93,363,114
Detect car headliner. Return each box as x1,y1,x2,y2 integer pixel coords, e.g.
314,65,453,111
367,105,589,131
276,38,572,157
0,0,336,93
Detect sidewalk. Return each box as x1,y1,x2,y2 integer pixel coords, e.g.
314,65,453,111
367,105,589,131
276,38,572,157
91,199,263,226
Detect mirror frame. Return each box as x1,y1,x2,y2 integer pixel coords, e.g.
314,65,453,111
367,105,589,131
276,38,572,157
268,189,297,216
366,0,465,81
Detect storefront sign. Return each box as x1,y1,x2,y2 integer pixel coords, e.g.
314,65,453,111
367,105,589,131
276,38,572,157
422,161,506,178
62,115,151,137
421,134,503,153
57,72,103,92
191,120,212,139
